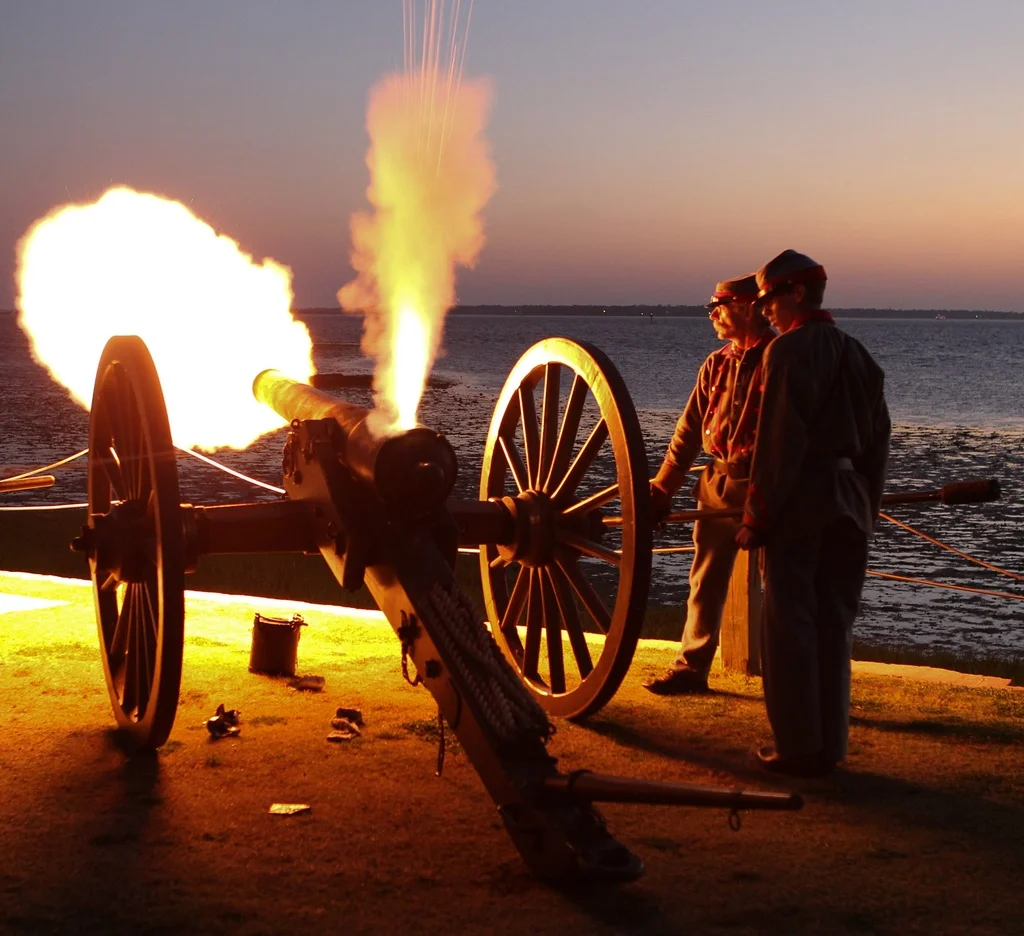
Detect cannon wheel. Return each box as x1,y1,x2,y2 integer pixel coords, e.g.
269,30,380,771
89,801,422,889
480,338,652,718
86,335,185,748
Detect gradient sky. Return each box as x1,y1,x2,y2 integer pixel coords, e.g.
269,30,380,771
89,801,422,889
2,0,1022,311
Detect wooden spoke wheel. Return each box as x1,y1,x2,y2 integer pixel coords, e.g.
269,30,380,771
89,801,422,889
480,338,652,718
80,336,185,749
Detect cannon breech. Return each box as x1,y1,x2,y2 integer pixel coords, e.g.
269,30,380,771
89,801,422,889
253,368,458,514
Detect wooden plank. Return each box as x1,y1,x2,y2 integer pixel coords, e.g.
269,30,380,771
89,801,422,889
720,547,762,676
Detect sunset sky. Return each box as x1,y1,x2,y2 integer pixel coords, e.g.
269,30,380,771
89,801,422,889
2,0,1022,312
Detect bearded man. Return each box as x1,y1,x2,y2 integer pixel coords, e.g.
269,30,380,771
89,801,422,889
644,273,774,695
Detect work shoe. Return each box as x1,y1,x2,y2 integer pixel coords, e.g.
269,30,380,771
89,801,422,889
754,744,836,778
642,668,710,696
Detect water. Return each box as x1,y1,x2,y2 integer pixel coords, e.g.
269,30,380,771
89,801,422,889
2,311,1022,661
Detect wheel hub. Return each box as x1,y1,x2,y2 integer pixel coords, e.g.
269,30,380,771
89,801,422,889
497,491,555,568
496,490,606,568
73,500,154,583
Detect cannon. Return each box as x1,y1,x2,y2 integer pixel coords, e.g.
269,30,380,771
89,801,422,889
70,334,804,883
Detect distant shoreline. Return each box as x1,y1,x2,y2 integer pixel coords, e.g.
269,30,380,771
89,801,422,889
294,305,1024,320
3,306,1020,320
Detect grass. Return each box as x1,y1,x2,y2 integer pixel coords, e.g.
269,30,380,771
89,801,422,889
4,505,1020,683
852,638,1024,685
3,579,1023,934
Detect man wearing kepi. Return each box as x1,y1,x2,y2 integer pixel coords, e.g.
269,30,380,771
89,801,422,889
644,273,774,695
736,250,891,777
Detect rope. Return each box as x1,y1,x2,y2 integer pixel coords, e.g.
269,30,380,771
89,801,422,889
880,512,1024,583
866,569,1024,602
421,580,553,746
1,449,88,483
175,446,285,495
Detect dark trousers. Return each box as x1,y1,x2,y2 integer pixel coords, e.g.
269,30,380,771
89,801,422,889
759,518,868,762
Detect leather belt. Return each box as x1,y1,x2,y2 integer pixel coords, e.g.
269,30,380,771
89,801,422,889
712,458,750,480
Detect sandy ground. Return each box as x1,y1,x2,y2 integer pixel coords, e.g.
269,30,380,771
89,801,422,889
1,571,1022,936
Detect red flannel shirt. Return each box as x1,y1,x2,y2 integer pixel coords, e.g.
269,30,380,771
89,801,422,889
662,329,774,473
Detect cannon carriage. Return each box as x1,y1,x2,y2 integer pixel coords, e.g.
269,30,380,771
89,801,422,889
63,332,998,880
68,333,811,882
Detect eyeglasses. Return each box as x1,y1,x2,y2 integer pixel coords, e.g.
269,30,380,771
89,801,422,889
705,297,752,316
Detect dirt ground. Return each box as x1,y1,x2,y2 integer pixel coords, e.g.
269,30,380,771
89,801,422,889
1,571,1022,936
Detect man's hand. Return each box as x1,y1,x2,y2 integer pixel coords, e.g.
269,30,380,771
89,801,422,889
735,524,763,550
650,482,673,523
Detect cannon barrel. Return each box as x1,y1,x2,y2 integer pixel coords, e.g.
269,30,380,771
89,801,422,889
253,369,457,513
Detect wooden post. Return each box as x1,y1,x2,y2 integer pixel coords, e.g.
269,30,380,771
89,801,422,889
719,548,761,676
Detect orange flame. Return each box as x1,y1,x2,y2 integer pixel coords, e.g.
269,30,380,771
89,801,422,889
16,186,314,450
339,2,494,436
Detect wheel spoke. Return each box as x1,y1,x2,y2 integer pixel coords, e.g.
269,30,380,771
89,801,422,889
117,371,150,503
135,438,149,504
551,418,609,506
523,569,543,679
537,362,561,490
135,584,152,717
555,551,612,634
110,589,131,661
142,577,159,637
518,384,540,489
99,397,130,500
541,570,566,694
554,527,622,566
544,374,587,493
549,562,593,678
122,585,138,714
499,434,529,495
113,372,142,499
96,446,128,502
562,482,620,517
134,429,153,506
499,564,529,642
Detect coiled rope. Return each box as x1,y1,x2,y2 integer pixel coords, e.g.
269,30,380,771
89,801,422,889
421,581,553,746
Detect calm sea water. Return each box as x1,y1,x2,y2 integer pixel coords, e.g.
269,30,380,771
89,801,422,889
2,312,1022,660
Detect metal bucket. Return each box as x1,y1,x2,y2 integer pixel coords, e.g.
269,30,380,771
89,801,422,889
249,613,306,676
